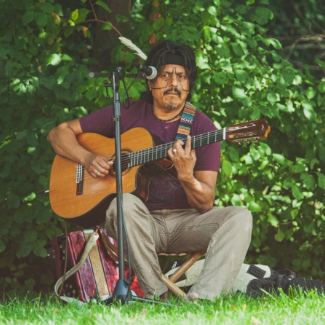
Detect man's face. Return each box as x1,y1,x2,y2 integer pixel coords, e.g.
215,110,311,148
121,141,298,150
149,64,190,111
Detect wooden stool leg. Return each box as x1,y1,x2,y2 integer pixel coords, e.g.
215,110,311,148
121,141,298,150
162,274,186,297
168,252,204,283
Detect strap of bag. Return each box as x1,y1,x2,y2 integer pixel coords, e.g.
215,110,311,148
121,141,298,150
54,230,99,305
175,102,197,141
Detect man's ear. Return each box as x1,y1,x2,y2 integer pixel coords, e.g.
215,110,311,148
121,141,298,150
147,80,152,91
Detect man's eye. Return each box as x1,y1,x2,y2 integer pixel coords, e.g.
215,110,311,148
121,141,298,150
160,73,169,79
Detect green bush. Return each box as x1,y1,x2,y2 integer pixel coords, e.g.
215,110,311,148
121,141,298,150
0,0,324,292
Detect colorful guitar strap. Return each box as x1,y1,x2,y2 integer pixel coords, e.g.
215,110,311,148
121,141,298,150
175,102,197,141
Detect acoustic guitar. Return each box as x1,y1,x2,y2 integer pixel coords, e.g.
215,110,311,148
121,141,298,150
49,119,270,228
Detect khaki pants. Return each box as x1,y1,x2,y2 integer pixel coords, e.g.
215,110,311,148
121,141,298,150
105,193,252,300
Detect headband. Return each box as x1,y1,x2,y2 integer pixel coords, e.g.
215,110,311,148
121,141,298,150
162,54,185,67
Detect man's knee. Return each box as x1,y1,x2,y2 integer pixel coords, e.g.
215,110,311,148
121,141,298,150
226,206,252,233
107,193,150,224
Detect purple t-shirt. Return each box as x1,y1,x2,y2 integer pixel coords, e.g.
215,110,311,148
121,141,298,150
80,99,220,210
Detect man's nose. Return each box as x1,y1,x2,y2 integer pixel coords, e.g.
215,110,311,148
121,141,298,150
169,73,179,87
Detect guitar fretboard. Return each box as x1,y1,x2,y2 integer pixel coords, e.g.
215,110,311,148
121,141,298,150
127,128,225,168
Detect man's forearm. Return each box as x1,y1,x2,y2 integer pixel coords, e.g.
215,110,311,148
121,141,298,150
47,127,89,165
180,177,215,213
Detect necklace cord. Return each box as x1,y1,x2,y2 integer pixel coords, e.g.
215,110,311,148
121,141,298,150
152,108,183,123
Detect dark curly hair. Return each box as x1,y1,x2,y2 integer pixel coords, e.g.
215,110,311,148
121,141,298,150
141,40,197,103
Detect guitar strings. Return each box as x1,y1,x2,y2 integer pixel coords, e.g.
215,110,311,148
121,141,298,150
79,129,225,177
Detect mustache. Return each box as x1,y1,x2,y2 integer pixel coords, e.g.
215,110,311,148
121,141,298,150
163,87,181,96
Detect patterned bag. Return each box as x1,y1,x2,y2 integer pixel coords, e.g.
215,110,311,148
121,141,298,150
46,228,144,303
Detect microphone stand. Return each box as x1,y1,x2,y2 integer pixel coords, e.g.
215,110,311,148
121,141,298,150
90,67,172,306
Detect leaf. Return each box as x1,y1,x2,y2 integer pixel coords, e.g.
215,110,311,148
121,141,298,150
252,7,273,25
274,228,285,242
306,87,316,100
302,102,316,121
249,201,262,212
16,242,33,258
46,54,61,66
219,59,232,72
235,4,249,14
268,212,279,227
23,192,36,202
201,12,212,25
35,12,48,27
215,45,230,57
292,184,304,201
207,6,217,15
24,230,38,242
22,11,34,25
310,158,319,169
196,52,210,69
231,194,242,206
7,194,20,209
222,160,232,176
152,17,165,31
228,147,239,161
14,209,28,225
273,153,286,165
33,240,47,257
317,173,325,190
231,43,245,56
95,0,112,12
39,2,54,13
263,38,282,49
232,86,246,99
102,23,112,31
214,72,228,84
116,14,129,23
71,9,79,21
235,70,248,83
283,177,294,188
300,173,315,190
74,9,89,24
40,75,57,90
267,92,280,105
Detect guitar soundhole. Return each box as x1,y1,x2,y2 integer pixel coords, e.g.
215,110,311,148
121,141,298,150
109,149,131,176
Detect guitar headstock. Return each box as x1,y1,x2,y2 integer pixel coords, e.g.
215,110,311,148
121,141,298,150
226,119,270,145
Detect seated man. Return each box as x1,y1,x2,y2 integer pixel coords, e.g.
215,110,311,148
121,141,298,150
47,40,252,301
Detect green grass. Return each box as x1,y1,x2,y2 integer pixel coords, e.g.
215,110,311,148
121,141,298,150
1,291,325,325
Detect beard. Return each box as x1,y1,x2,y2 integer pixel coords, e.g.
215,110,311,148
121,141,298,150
163,87,183,110
165,103,179,110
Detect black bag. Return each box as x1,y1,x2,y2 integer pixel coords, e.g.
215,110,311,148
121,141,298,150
246,268,325,297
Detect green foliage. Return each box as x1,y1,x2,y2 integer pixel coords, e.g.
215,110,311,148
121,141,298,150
0,0,324,293
0,0,109,292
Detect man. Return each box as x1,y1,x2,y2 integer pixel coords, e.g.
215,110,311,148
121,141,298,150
47,40,252,301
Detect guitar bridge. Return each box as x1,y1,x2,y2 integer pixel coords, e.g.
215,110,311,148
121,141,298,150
76,164,83,196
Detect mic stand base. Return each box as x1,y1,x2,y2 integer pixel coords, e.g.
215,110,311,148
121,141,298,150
102,279,174,306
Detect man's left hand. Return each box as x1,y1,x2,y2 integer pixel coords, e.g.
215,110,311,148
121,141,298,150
168,136,197,181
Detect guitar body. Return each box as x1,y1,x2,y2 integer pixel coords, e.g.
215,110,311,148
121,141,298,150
49,128,173,228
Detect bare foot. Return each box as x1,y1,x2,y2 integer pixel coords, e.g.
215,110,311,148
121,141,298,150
185,292,199,302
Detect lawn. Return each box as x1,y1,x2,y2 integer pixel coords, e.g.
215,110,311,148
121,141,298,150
1,291,325,325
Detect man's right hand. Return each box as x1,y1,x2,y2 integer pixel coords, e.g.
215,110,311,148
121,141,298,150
84,153,113,178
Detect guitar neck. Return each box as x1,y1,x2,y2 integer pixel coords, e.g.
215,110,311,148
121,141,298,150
128,128,225,168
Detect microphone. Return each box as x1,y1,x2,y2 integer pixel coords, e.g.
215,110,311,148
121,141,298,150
135,63,157,80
